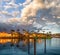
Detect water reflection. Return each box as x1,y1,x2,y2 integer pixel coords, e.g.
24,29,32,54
22,39,42,45
51,38,60,48
25,38,60,48
0,38,60,55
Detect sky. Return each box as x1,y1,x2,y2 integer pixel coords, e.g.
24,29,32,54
0,0,60,33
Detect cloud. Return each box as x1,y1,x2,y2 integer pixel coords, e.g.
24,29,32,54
56,16,60,19
0,11,13,18
0,0,60,33
0,16,2,18
46,1,56,8
20,0,46,24
3,0,60,26
0,10,20,19
4,0,19,10
0,0,2,3
33,21,42,28
12,11,20,17
7,18,20,23
3,0,10,2
22,0,31,6
42,17,47,21
19,0,31,6
46,21,59,27
46,22,56,25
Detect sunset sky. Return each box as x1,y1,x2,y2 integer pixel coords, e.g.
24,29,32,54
0,0,60,33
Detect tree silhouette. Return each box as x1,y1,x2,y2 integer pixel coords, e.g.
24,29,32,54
49,31,51,34
10,29,15,46
43,31,45,34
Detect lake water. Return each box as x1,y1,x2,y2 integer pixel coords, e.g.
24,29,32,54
0,38,60,55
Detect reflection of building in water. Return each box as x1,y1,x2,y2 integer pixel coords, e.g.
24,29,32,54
0,39,11,44
0,32,11,44
0,31,21,44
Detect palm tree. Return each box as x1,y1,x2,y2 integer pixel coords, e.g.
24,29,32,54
37,29,40,32
11,29,15,34
49,31,51,37
43,31,45,34
17,29,20,43
49,31,51,35
10,29,15,46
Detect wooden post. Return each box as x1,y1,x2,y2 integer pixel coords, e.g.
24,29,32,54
44,38,46,54
34,39,36,55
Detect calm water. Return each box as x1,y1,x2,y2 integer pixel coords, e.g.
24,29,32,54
0,38,60,55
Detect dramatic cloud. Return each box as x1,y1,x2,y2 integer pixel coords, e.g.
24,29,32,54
20,0,46,25
0,0,60,33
